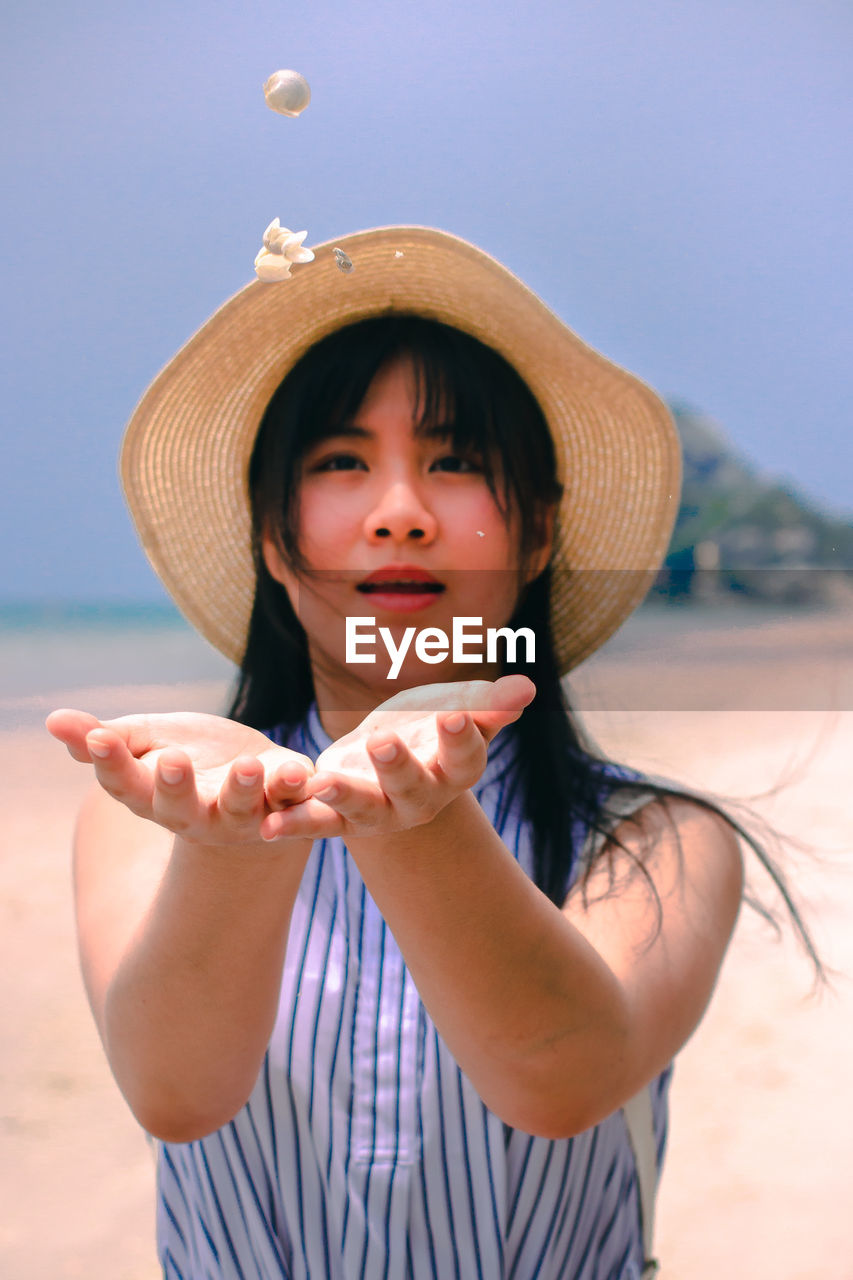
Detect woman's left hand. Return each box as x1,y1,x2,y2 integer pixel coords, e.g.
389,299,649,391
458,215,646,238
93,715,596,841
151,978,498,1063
260,674,534,841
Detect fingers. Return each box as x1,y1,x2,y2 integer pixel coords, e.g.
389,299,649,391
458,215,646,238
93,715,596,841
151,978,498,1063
122,744,296,837
363,731,448,823
84,734,269,838
45,709,105,762
265,757,313,811
260,796,345,843
149,749,206,832
151,752,268,837
215,754,310,829
82,730,206,835
267,692,517,841
309,727,462,829
49,709,180,770
435,711,489,785
261,737,425,840
85,730,208,835
212,756,270,828
84,727,160,816
463,674,536,738
489,673,536,715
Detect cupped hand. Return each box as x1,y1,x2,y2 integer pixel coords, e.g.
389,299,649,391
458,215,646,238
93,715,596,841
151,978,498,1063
46,708,316,845
259,675,535,842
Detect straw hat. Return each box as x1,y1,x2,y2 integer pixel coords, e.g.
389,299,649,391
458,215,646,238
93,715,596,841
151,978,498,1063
121,226,681,674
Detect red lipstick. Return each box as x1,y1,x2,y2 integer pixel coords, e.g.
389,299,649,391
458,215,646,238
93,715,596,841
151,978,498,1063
356,565,445,613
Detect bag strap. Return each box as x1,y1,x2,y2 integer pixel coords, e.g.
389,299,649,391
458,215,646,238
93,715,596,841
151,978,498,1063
622,1087,661,1278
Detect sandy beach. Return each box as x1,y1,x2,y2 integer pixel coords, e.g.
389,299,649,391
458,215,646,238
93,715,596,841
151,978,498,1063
2,609,852,1279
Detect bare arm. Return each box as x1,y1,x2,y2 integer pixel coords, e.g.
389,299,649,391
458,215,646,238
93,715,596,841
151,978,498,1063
264,683,743,1137
344,793,741,1137
73,790,312,1141
50,709,315,1141
52,684,742,1143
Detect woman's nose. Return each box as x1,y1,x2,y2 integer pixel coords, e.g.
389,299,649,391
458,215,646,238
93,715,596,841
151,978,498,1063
364,481,438,544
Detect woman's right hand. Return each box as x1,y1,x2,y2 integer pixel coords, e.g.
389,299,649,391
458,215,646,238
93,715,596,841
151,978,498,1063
46,708,316,845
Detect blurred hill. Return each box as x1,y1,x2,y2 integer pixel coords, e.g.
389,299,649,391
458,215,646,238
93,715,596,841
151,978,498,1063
654,401,853,605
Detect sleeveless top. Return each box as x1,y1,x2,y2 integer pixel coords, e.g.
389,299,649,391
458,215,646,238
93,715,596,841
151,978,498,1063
155,706,672,1279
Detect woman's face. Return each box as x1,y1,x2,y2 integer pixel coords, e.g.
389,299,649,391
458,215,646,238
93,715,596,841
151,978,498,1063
262,355,552,711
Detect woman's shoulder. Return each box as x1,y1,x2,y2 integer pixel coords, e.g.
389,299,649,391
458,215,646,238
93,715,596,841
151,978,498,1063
572,757,744,897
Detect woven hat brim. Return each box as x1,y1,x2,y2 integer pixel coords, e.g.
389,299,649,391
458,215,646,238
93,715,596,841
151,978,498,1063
121,226,681,672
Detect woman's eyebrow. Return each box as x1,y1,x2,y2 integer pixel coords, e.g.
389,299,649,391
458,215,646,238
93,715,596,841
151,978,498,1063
319,423,372,441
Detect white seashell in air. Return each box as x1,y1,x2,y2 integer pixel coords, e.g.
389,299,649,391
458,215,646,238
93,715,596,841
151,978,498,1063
263,70,311,116
254,221,315,282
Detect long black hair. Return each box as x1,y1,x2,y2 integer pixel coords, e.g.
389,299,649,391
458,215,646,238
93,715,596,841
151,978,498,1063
228,315,823,978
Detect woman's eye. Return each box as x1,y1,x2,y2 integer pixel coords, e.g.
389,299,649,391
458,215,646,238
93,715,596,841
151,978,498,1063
313,453,366,472
430,453,482,474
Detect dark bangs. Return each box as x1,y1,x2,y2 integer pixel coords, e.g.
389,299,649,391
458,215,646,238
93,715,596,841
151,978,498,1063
250,315,562,572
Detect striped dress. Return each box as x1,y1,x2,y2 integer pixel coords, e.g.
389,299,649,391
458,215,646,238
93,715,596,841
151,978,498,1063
156,706,672,1279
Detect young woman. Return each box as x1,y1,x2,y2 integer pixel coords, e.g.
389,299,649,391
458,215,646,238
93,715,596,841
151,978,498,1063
48,227,815,1279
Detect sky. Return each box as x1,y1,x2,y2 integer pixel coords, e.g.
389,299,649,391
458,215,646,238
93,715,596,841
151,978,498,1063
2,0,851,602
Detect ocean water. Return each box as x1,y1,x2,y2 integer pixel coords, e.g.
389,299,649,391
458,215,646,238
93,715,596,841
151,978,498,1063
0,603,234,729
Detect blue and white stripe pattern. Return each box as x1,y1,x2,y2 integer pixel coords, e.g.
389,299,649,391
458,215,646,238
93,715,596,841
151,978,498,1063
156,707,672,1279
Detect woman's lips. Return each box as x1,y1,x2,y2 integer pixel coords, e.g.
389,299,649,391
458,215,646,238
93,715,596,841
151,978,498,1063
356,568,445,613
